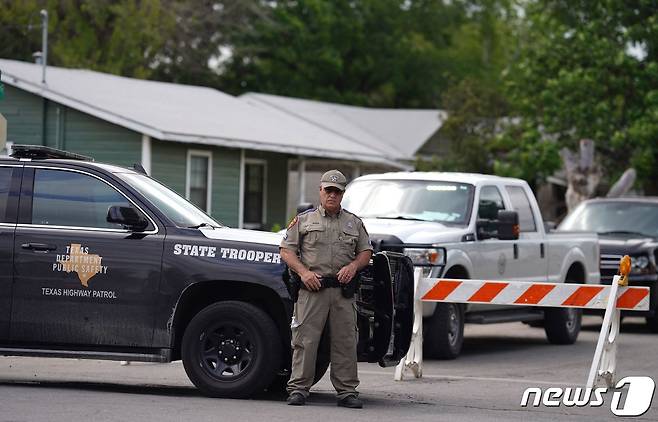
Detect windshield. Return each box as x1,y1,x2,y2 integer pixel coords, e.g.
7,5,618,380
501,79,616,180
558,201,658,237
342,179,475,225
117,173,222,228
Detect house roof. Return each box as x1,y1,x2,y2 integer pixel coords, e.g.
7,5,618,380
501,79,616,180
240,92,446,158
0,59,410,168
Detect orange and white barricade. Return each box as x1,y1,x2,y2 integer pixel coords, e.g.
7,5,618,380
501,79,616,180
395,256,650,387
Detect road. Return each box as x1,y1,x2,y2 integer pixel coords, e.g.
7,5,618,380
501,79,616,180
1,316,656,422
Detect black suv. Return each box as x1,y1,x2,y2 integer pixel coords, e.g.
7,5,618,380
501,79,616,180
0,145,418,397
558,197,658,331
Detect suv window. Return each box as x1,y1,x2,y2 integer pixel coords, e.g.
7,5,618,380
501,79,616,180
32,169,133,229
505,185,536,232
478,186,505,220
0,167,14,223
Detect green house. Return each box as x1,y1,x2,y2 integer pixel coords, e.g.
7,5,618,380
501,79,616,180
0,59,442,229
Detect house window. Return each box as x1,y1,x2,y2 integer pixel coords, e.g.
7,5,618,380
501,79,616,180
187,151,212,213
243,160,266,229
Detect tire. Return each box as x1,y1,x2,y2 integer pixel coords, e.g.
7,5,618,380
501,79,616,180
182,301,281,398
544,307,581,344
423,303,464,359
646,316,658,333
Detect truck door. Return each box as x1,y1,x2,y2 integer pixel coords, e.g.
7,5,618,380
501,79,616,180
356,252,414,366
471,185,517,311
10,167,164,347
504,185,547,283
0,165,21,342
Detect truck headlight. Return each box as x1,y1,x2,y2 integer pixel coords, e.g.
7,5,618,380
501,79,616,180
631,255,651,274
404,248,446,267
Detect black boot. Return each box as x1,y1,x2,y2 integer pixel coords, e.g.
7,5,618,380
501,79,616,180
287,392,306,406
337,395,362,409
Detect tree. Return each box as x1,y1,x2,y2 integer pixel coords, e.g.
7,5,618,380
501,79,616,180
0,0,174,79
219,0,469,107
500,0,658,193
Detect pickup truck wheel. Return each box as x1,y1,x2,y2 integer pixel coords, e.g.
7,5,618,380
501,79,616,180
646,317,658,333
544,307,581,344
423,303,464,359
182,301,281,398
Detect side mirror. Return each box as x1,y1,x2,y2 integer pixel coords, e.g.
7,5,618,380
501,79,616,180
296,203,314,214
544,220,556,232
497,210,520,240
107,205,148,231
476,210,520,240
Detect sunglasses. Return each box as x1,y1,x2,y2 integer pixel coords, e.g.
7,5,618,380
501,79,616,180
323,187,344,195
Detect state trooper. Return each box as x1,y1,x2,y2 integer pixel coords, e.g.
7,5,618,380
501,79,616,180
280,169,373,409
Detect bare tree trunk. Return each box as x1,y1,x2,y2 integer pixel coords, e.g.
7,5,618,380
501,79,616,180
560,139,601,213
561,139,636,212
606,168,636,198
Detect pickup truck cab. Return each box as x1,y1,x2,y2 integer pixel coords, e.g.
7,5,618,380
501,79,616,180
342,172,600,359
0,145,416,398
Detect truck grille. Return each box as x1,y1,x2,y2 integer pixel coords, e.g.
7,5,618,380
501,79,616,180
600,253,623,284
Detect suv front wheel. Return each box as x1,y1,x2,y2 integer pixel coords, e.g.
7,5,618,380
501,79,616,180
182,301,281,398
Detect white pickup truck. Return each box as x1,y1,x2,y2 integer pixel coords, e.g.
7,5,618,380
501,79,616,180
342,172,600,359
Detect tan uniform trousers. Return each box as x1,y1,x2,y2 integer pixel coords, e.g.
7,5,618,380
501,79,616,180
287,287,359,399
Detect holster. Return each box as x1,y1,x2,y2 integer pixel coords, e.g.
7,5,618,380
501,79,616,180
285,269,302,303
340,274,360,299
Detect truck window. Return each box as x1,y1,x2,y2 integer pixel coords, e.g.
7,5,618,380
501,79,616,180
0,167,14,223
478,186,505,220
31,169,134,230
505,185,537,232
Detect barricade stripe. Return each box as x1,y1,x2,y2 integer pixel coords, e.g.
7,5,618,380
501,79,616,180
422,280,462,301
561,286,605,307
616,288,650,309
468,282,509,302
514,284,556,305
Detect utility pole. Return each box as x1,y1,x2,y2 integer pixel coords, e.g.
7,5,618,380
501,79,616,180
40,9,48,84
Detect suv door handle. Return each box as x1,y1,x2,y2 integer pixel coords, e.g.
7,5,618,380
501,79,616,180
21,242,57,252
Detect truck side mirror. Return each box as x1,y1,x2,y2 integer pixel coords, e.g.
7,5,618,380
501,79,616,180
296,203,314,214
476,210,520,240
107,205,148,231
497,210,520,240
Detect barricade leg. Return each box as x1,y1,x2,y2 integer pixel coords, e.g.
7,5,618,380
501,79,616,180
587,277,620,388
395,268,423,381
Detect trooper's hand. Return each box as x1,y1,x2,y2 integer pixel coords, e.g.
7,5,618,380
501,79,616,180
301,270,322,291
337,263,357,284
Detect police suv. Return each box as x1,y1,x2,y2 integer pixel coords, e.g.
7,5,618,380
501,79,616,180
0,145,418,398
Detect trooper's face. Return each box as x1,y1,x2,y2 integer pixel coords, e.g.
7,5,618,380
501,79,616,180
319,186,343,214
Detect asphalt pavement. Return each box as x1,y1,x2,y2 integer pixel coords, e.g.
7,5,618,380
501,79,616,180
1,316,656,422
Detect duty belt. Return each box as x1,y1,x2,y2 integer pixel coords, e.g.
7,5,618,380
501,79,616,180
300,276,341,289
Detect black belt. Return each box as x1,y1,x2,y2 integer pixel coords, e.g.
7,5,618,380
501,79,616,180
301,276,341,289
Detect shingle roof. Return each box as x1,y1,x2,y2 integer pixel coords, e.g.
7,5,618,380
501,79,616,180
240,92,445,158
0,59,415,168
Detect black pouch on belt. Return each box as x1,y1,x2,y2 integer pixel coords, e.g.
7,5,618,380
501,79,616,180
341,274,361,299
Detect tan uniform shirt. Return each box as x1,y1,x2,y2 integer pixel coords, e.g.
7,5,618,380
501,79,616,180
280,205,373,277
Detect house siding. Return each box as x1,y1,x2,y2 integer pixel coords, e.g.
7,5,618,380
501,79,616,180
0,85,45,145
150,141,242,227
0,85,141,166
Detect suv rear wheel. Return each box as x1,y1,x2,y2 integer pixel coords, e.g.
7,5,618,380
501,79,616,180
182,301,281,398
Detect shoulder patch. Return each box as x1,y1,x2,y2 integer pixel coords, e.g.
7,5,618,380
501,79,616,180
287,216,298,230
